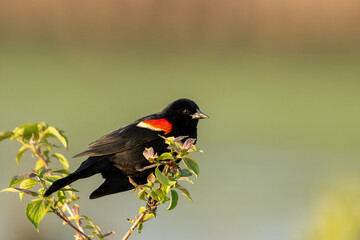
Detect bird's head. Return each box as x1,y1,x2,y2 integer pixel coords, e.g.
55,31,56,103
162,98,209,127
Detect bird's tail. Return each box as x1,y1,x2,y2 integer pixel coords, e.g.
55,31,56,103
44,156,109,197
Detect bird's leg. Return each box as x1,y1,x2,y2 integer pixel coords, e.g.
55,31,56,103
135,163,158,172
128,176,147,189
128,176,138,188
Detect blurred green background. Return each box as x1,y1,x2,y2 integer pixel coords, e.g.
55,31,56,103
1,1,360,240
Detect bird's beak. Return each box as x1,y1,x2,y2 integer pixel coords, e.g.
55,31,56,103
192,110,209,119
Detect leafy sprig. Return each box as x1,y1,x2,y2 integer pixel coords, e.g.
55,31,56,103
1,123,202,240
124,136,201,239
0,122,113,240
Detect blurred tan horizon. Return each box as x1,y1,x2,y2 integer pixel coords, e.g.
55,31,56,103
1,0,360,51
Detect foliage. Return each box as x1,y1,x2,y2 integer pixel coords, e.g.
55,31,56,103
0,123,202,240
126,136,202,235
0,122,113,239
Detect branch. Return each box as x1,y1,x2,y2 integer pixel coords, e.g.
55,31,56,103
122,198,158,240
36,147,89,240
51,204,90,240
122,212,146,240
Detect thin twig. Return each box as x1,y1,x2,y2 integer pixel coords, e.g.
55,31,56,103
52,206,90,240
36,147,89,240
34,147,50,169
122,212,146,240
122,198,158,240
64,202,87,238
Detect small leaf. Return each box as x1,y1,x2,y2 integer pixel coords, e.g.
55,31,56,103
20,179,39,190
1,188,21,193
157,152,174,161
137,188,147,201
52,153,69,170
139,206,146,214
143,147,157,161
178,177,194,184
161,184,170,195
43,126,68,149
180,169,192,177
167,190,179,210
37,122,48,132
147,172,156,183
155,167,176,186
16,144,30,164
26,199,52,231
0,131,13,141
176,185,193,202
153,189,168,203
51,169,70,175
182,156,199,177
9,173,36,187
84,225,96,230
35,159,44,170
143,213,155,221
44,175,62,183
127,218,135,223
22,123,40,141
1,187,39,196
182,138,196,151
14,188,39,196
138,223,143,233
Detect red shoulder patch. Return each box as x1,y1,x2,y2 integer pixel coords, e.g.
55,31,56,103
137,118,173,134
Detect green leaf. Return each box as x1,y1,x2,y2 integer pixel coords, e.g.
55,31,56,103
43,126,68,149
182,156,199,177
138,223,143,233
52,153,69,170
139,206,146,214
19,179,39,202
44,175,62,183
137,188,147,201
153,189,168,203
180,169,193,177
1,188,21,193
167,190,179,210
22,123,40,140
157,152,174,161
35,159,44,170
161,184,170,195
51,169,70,175
143,213,155,221
20,179,39,190
16,144,30,164
0,131,13,141
9,173,36,187
127,218,135,223
1,188,39,197
37,122,48,132
155,167,176,186
26,199,52,231
176,185,193,202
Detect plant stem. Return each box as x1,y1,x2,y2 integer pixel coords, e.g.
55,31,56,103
51,205,90,240
122,212,146,240
35,148,88,239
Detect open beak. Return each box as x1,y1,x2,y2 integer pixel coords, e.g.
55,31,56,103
192,110,209,119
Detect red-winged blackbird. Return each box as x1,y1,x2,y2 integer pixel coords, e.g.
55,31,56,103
44,99,208,199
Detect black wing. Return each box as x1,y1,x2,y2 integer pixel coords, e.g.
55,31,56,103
73,115,165,158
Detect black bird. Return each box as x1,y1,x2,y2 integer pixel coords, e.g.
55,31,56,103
44,99,208,199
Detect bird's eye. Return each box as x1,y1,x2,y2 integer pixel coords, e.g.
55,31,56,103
183,109,190,115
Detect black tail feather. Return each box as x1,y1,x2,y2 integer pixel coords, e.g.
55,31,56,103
44,156,109,197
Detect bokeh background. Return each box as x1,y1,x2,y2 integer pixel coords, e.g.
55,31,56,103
1,1,360,240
